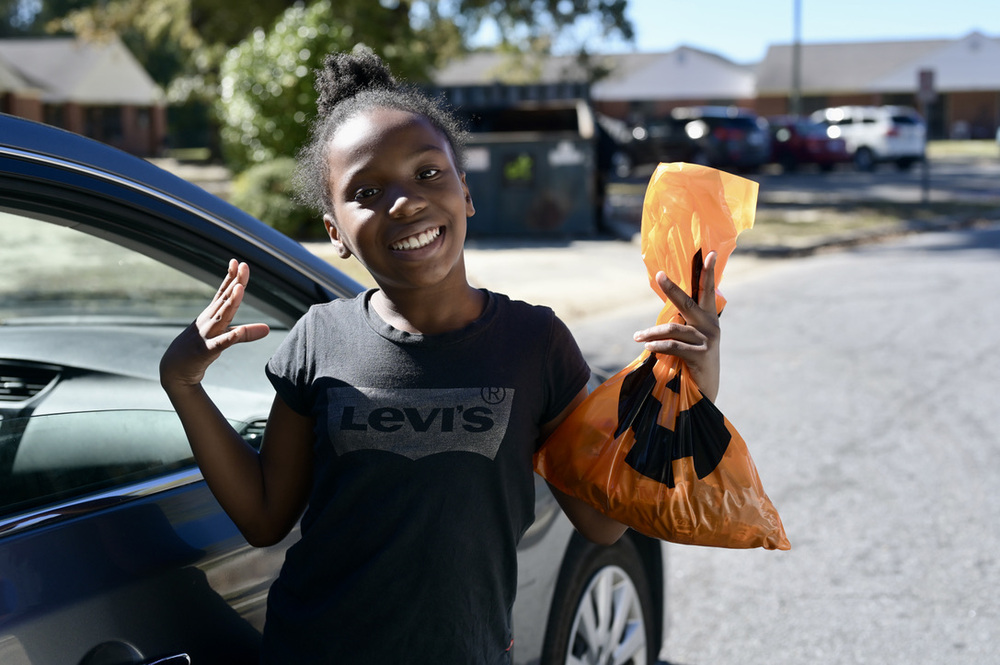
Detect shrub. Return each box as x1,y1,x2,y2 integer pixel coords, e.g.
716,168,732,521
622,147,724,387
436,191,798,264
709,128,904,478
228,158,325,240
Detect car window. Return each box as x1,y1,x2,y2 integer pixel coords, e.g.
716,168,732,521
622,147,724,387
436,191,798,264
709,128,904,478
0,211,277,326
0,410,262,518
0,213,282,521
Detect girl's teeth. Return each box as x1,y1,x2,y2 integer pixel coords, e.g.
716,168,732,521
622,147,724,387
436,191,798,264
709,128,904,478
392,228,440,250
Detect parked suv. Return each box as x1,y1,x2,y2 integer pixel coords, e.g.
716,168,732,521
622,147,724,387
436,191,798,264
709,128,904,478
609,106,771,175
809,105,926,171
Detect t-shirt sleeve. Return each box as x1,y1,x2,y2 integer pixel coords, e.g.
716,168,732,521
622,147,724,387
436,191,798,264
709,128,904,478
265,311,312,416
541,313,591,425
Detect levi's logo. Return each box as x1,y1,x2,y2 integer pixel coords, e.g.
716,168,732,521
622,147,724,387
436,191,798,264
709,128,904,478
327,386,514,460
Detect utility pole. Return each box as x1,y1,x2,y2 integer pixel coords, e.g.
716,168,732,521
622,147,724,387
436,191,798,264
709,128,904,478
790,0,802,116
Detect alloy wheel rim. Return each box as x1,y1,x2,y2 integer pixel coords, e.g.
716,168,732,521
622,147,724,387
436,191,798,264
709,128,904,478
566,564,648,665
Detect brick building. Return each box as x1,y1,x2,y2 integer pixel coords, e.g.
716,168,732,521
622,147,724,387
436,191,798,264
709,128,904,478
0,36,166,156
433,32,1000,139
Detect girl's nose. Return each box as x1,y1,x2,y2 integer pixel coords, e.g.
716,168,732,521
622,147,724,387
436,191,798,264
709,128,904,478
387,183,427,218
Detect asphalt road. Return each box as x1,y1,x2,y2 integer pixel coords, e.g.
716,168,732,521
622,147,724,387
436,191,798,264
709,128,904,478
176,154,1000,662
561,224,1000,665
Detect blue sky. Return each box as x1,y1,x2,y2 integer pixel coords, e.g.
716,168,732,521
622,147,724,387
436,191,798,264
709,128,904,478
563,0,1000,63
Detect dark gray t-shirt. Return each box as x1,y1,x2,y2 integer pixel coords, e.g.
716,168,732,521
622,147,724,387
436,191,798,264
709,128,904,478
261,289,589,664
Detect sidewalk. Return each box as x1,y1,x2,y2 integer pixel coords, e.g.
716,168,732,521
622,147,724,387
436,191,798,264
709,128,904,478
153,157,1000,325
457,203,1000,324
306,203,1000,326
461,236,772,324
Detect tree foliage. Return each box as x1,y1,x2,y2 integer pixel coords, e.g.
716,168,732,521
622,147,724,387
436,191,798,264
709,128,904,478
6,0,633,180
449,0,633,53
217,0,631,170
216,0,462,171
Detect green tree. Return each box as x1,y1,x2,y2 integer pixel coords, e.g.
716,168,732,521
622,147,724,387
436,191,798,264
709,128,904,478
16,0,633,233
217,0,464,171
449,0,632,53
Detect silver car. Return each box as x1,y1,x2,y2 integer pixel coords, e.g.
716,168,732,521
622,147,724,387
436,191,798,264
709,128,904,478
0,112,667,665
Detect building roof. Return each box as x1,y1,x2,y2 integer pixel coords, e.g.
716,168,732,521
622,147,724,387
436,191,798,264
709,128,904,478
432,46,755,102
0,58,31,93
866,32,1000,93
0,36,162,105
591,46,756,101
755,32,1000,95
435,30,1000,104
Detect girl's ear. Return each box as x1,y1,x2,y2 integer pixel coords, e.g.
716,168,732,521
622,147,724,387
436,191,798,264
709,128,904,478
460,172,475,218
323,214,352,259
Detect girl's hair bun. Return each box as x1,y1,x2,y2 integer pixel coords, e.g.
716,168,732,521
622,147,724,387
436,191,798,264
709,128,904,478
296,46,468,216
315,46,397,117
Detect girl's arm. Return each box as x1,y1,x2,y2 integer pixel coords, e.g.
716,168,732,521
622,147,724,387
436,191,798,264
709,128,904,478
543,387,628,546
160,260,313,546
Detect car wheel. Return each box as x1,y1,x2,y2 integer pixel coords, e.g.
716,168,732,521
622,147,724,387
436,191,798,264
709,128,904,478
895,157,916,171
540,536,656,665
853,147,875,171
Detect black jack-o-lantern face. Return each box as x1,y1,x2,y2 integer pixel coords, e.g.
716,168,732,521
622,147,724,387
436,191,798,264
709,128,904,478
616,250,730,488
616,353,730,488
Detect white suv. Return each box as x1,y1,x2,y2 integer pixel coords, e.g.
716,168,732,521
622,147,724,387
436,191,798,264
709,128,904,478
810,105,926,171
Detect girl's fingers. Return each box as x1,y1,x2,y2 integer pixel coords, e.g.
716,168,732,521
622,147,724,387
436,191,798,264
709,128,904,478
201,262,250,334
655,271,711,327
698,251,718,311
633,322,704,345
210,259,238,302
206,321,269,353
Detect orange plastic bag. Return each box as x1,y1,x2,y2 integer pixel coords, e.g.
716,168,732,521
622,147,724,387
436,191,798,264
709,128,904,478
534,163,790,550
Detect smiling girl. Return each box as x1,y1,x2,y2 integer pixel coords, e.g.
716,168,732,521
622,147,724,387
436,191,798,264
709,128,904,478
160,47,721,664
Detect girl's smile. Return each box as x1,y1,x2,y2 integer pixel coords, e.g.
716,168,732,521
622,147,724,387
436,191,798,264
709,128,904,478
389,225,443,252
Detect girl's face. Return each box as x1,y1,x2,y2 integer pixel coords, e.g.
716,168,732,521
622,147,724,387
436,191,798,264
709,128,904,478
323,106,475,295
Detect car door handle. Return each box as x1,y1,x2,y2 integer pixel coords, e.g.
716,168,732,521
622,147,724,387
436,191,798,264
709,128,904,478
142,655,191,665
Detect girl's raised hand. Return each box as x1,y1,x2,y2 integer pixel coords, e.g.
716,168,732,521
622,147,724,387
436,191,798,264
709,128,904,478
632,250,721,402
160,260,270,390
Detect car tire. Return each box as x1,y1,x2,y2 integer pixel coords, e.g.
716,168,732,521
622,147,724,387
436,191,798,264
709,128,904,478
540,535,657,665
854,147,876,171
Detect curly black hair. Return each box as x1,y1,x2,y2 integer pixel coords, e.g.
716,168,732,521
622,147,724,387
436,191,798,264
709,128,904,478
294,46,468,217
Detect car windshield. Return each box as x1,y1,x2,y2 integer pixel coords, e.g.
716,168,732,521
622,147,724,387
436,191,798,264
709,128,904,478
0,211,278,326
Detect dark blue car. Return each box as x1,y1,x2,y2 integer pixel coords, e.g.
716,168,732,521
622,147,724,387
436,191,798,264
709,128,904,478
0,112,666,665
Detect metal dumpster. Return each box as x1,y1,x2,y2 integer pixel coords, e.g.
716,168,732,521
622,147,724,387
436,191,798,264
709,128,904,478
436,86,599,237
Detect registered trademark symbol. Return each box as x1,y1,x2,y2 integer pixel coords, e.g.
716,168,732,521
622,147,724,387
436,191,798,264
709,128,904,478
481,387,507,404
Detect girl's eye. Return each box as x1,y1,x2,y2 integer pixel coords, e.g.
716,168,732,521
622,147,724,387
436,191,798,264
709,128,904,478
353,186,379,201
417,168,440,180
